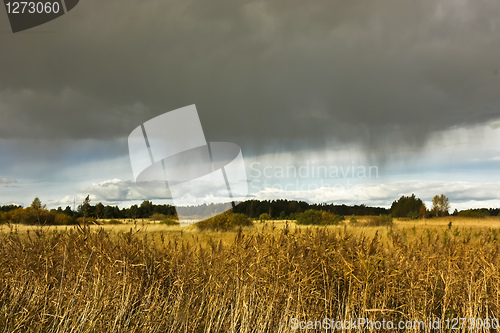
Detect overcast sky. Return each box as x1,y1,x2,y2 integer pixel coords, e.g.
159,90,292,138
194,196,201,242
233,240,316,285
1,0,500,211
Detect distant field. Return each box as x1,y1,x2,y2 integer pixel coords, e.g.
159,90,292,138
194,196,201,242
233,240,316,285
3,216,500,241
1,217,499,332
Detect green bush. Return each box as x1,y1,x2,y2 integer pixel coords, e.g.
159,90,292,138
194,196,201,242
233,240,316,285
320,211,344,225
296,210,342,226
8,208,34,224
160,218,180,226
366,215,393,226
458,209,490,218
259,213,271,222
196,211,253,231
6,207,74,225
150,213,168,221
296,210,322,225
54,213,74,225
0,211,14,224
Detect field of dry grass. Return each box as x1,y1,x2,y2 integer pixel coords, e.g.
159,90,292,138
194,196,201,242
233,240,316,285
1,217,499,332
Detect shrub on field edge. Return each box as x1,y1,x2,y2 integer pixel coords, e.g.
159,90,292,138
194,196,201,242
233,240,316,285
196,211,253,231
259,213,271,223
296,209,343,226
2,207,75,225
150,213,168,221
160,218,180,226
458,209,490,218
54,213,74,225
366,214,393,226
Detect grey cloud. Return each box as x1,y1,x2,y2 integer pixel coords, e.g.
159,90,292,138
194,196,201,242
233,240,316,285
0,177,17,185
0,138,129,179
0,89,148,140
82,179,171,203
253,180,500,207
1,0,500,161
40,178,500,210
82,179,135,202
81,177,241,207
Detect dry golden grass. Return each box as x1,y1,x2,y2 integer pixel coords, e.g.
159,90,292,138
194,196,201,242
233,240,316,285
0,217,499,332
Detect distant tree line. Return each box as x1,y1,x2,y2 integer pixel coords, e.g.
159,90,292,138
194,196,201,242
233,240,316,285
0,204,22,213
390,193,500,219
0,198,73,225
0,198,177,225
391,194,451,219
455,208,500,218
0,198,392,225
1,195,499,225
232,199,389,219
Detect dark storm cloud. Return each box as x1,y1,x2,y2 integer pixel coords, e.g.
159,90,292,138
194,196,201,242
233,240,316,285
0,138,129,178
1,0,500,158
